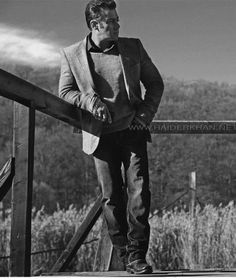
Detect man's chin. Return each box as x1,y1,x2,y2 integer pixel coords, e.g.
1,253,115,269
105,35,119,42
112,31,119,39
113,35,119,41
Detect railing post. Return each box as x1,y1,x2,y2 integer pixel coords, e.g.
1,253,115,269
50,194,103,273
94,168,127,272
10,102,35,276
93,218,125,272
189,171,196,217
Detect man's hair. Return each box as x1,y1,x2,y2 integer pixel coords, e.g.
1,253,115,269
85,0,116,30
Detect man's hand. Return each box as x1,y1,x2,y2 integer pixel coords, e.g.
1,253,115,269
134,115,148,127
92,99,112,123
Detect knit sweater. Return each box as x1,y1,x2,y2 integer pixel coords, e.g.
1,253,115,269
90,52,135,134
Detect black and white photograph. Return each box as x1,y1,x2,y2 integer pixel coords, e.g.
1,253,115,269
0,0,236,277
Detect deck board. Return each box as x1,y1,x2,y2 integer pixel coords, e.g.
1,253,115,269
44,270,236,277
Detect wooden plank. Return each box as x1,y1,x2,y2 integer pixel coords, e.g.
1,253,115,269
94,170,127,271
9,102,35,276
0,69,82,130
93,217,113,271
93,217,125,272
108,245,126,271
50,194,103,273
2,68,236,134
94,167,127,272
44,270,236,277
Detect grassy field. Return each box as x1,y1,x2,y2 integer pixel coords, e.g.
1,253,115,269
1,202,236,275
149,202,236,270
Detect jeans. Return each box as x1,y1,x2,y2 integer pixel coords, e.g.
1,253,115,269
93,128,151,262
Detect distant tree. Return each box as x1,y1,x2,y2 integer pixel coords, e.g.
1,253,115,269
33,181,57,212
34,125,98,211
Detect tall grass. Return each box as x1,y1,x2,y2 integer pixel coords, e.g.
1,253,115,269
1,202,236,275
0,204,102,276
149,201,236,270
0,215,10,276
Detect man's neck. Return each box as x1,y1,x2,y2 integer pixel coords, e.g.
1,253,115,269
91,33,114,51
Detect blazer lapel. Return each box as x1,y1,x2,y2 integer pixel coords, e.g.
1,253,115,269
71,36,133,99
74,36,95,90
118,40,132,100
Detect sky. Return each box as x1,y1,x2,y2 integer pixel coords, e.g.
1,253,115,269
0,0,236,84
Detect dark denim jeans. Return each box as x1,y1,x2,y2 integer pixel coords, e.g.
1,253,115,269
93,128,151,262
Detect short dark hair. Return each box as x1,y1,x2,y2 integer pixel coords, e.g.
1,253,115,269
85,0,116,30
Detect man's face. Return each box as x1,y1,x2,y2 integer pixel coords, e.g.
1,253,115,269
96,8,120,41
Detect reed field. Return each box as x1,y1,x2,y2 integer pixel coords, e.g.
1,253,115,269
1,202,236,275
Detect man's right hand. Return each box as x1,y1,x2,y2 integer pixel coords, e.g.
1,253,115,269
92,99,112,124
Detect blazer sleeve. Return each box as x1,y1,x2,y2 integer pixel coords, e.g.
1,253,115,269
58,49,98,113
135,39,164,125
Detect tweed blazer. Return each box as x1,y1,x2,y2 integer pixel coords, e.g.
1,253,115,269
59,35,164,155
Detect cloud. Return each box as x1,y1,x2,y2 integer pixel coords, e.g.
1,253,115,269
0,24,61,68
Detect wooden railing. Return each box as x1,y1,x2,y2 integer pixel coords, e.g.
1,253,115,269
1,68,236,276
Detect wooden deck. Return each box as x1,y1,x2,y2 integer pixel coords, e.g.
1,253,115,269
44,270,236,277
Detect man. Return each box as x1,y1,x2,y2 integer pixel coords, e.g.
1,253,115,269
59,0,164,274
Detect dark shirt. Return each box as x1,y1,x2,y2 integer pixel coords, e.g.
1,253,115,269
87,33,119,55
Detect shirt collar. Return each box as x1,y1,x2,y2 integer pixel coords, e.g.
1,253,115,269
87,33,118,54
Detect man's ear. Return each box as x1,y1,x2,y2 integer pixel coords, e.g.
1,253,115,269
90,20,99,31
